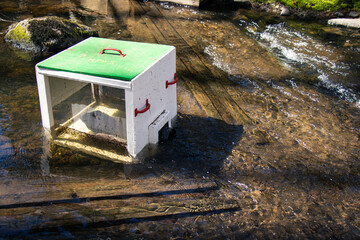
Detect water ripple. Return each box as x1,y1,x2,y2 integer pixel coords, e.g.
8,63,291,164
248,22,360,106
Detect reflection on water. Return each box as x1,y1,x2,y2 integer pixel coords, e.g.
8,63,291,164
0,0,359,239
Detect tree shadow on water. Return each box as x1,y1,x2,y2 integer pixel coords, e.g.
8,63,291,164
147,113,244,176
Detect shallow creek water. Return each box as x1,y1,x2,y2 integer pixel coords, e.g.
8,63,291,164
0,0,359,239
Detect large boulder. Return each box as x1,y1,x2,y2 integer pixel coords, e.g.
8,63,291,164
328,18,360,29
4,16,98,55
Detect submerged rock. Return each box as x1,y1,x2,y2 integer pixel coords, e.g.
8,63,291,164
4,16,98,55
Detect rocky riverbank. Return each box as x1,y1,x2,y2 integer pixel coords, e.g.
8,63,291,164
163,0,360,27
251,1,360,28
251,1,359,21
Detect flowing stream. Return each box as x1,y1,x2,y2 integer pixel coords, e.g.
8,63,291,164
0,0,359,238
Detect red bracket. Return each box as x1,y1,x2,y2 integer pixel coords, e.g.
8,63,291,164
99,48,126,57
166,73,178,88
135,99,151,117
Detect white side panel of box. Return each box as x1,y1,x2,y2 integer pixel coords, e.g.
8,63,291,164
165,66,177,121
125,47,176,156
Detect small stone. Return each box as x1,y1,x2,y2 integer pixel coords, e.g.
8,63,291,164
280,7,290,16
334,12,345,18
129,227,141,234
349,11,359,18
0,169,8,177
71,192,79,198
0,143,12,150
0,135,11,143
265,111,272,119
34,209,44,215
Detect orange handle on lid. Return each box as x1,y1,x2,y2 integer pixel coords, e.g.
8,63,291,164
99,48,126,57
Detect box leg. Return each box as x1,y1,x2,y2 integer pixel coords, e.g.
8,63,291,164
36,72,54,131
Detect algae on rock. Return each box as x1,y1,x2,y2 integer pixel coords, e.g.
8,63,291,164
4,20,39,52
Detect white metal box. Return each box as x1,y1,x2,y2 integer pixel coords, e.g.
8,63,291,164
35,37,177,163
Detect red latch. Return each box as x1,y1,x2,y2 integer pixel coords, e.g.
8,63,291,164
135,99,151,117
166,73,178,88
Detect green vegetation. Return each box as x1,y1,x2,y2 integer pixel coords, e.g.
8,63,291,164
5,23,31,43
255,0,360,11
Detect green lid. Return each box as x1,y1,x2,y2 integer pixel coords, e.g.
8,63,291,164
37,37,174,81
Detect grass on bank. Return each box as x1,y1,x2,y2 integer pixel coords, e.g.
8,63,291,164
255,0,360,11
